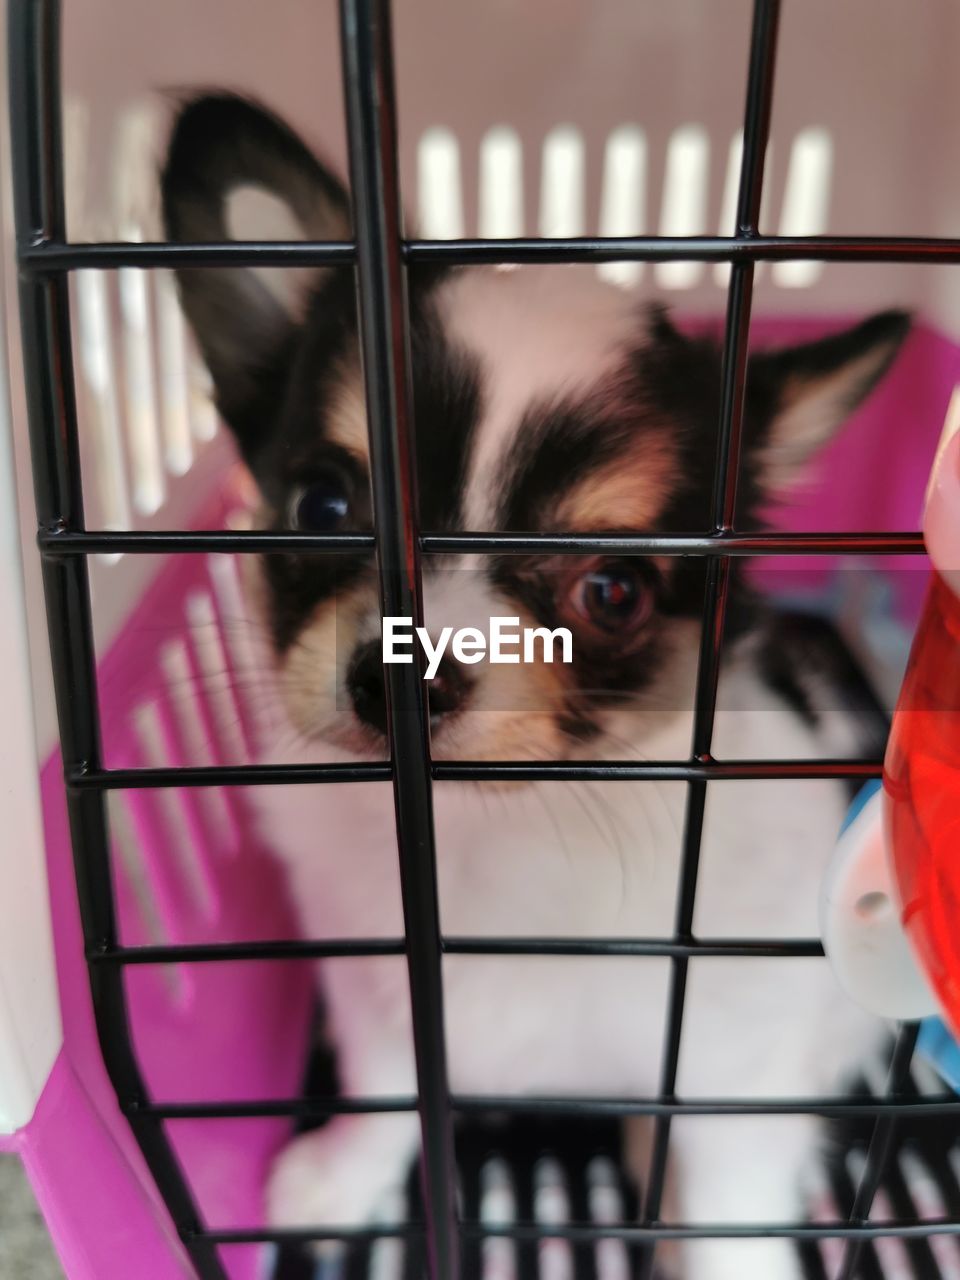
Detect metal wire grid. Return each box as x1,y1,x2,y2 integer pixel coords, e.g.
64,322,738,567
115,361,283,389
7,0,957,1277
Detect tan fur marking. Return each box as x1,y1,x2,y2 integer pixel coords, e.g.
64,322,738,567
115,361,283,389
276,586,574,771
277,580,380,751
761,342,900,490
439,602,573,769
325,356,370,463
552,432,679,532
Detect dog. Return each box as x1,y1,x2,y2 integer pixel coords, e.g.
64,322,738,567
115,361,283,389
161,93,908,1280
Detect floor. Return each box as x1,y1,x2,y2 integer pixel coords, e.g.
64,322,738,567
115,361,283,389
0,1155,62,1279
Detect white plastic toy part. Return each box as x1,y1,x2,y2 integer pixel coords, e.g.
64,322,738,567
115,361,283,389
0,254,62,1135
820,785,938,1022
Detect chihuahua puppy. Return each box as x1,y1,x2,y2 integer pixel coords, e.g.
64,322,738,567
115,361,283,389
162,94,908,1280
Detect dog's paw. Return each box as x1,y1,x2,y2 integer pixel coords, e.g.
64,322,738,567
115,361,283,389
266,1115,419,1231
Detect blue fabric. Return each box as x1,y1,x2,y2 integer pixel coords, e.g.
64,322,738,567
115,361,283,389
839,778,882,836
918,1017,960,1094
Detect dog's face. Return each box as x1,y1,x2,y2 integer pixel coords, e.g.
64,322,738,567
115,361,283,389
163,95,908,763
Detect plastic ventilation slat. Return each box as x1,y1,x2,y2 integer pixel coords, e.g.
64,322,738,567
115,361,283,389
415,122,829,296
118,229,165,516
132,698,217,921
158,635,239,855
206,551,268,755
155,267,194,477
713,132,743,287
64,95,221,555
655,124,710,289
74,268,131,546
185,589,254,766
479,127,524,241
597,126,647,288
368,1188,410,1280
539,126,586,240
587,1159,631,1280
772,128,833,288
107,791,187,1002
533,1157,575,1280
418,127,465,241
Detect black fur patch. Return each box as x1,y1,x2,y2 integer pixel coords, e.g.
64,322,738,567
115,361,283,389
408,289,484,532
489,552,680,741
257,282,483,653
161,94,354,461
756,609,890,796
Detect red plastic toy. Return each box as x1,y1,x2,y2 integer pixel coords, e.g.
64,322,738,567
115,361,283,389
885,428,960,1035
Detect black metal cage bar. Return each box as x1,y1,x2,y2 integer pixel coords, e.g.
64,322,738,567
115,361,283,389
8,0,952,1275
834,1022,922,1280
338,1,460,1277
18,233,960,273
36,526,927,556
637,7,783,1274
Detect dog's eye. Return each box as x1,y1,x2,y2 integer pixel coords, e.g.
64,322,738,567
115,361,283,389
568,559,654,635
288,471,351,531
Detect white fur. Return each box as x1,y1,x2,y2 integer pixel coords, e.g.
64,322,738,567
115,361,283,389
253,640,882,1280
166,106,902,1278
437,267,640,529
236,265,889,1280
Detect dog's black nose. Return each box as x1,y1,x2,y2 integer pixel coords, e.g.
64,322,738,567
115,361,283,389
347,640,472,735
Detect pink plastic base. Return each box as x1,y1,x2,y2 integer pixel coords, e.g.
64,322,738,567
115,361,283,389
5,1052,193,1278
11,316,960,1280
743,316,956,620
23,519,313,1279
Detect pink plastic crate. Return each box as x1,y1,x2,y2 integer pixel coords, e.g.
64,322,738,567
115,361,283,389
28,513,314,1280
12,316,960,1280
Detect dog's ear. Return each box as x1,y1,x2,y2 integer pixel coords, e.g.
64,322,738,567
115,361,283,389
746,310,910,490
161,93,351,462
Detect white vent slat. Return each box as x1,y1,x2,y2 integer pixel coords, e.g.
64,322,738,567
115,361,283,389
75,269,131,542
155,269,194,477
118,237,165,515
368,1188,408,1280
132,700,216,920
113,105,165,514
586,1158,630,1280
159,636,237,848
772,127,833,289
539,126,586,239
598,125,647,287
66,97,222,560
206,552,272,746
656,124,710,289
66,96,131,555
186,590,252,764
533,1158,574,1280
108,792,185,1000
479,126,524,240
480,1158,518,1280
418,127,464,241
713,132,743,287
